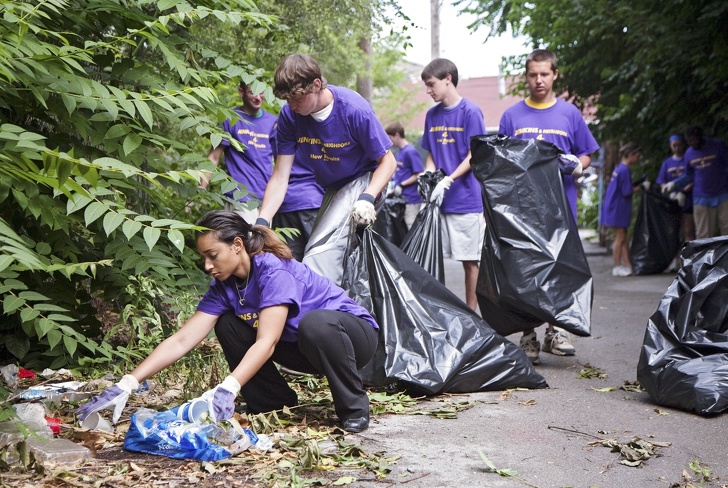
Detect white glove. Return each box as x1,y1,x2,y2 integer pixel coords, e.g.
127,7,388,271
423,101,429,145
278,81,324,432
662,181,676,194
558,154,583,177
351,195,377,226
200,375,241,423
76,374,139,425
642,180,651,191
430,176,453,206
393,185,403,197
670,191,686,207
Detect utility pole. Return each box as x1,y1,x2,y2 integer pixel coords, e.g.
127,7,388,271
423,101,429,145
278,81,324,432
430,0,440,60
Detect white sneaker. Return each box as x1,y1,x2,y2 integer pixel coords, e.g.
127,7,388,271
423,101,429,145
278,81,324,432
542,329,575,356
612,265,632,277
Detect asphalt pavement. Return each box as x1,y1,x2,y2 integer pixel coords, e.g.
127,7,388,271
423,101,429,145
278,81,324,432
356,234,728,488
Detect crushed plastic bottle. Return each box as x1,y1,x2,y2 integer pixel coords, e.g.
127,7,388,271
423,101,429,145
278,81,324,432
13,403,53,438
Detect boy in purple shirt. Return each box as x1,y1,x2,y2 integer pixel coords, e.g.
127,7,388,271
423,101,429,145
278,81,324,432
206,81,277,224
420,58,486,312
664,125,728,239
498,49,600,364
384,122,424,229
602,142,643,277
256,54,397,285
77,211,379,433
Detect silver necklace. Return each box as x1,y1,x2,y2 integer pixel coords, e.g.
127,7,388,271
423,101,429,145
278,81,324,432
236,276,250,306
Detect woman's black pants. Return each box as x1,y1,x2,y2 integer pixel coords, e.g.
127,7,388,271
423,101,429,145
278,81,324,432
214,309,377,421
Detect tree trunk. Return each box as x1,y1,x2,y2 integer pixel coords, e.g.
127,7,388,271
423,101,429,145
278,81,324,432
430,0,440,60
356,37,373,102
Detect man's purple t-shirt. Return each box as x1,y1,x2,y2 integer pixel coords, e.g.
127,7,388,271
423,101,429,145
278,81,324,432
499,99,600,220
197,253,378,343
601,162,633,228
683,138,728,199
220,108,277,202
276,85,392,190
394,144,424,204
421,98,485,214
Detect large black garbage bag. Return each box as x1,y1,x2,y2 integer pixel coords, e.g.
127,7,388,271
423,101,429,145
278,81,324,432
637,236,728,415
470,135,593,337
373,194,408,247
342,227,548,394
630,189,682,275
400,170,445,283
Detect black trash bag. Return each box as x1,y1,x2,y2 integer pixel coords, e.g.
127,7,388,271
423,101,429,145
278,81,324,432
400,170,445,283
629,189,682,275
372,194,408,247
470,135,593,337
637,236,728,415
342,227,548,394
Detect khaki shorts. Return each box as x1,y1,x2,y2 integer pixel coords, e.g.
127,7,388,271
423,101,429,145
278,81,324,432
441,212,485,262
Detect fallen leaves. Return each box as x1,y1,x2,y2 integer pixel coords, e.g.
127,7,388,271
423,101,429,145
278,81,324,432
587,437,672,467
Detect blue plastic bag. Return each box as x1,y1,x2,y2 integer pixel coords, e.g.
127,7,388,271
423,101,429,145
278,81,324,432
124,408,241,461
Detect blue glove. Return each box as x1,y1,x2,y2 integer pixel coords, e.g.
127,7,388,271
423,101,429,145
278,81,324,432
76,374,139,424
201,375,241,422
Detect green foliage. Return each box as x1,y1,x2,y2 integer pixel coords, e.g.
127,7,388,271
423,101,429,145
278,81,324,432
0,0,273,369
0,0,414,373
456,0,728,161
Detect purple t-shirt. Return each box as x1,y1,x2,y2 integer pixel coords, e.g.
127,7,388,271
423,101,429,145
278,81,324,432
657,155,693,212
499,99,600,219
394,144,424,204
220,108,277,202
280,161,325,213
276,85,392,190
197,253,378,343
421,98,485,214
683,138,728,199
601,162,633,228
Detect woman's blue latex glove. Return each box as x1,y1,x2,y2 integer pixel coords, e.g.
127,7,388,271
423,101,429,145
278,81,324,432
76,374,139,424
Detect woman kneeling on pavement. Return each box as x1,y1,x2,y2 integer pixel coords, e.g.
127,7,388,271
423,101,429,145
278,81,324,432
76,210,378,433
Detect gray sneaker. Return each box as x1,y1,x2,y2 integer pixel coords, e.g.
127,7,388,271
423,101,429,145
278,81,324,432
542,329,575,356
519,332,541,365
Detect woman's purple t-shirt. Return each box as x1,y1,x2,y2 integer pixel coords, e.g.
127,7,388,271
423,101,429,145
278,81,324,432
657,155,693,212
601,162,633,228
276,85,392,190
197,253,378,342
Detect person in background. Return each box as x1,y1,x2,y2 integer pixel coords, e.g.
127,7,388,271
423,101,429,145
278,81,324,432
602,142,644,277
384,122,424,230
76,210,379,433
656,133,695,271
420,58,486,312
663,125,728,239
498,48,600,364
205,81,277,224
256,54,397,285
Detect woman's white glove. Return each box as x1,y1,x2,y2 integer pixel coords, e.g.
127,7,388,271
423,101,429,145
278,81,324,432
430,176,453,206
200,375,241,423
76,374,139,424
